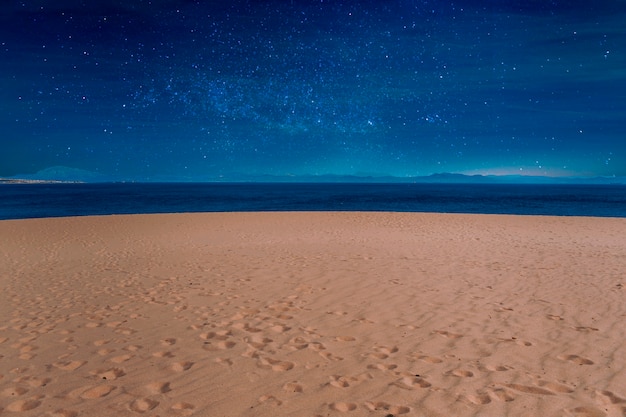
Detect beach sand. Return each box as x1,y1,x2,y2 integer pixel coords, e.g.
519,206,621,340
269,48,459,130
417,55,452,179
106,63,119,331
1,212,625,417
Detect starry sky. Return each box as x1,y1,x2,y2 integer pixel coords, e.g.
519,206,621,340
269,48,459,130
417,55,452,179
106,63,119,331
1,0,625,180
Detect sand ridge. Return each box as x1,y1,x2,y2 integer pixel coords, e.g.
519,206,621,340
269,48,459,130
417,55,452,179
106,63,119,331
0,212,625,416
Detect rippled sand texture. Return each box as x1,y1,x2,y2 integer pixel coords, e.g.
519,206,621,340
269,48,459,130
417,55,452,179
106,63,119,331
1,212,625,417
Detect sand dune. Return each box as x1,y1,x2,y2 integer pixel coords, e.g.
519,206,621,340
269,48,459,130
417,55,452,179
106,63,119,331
1,212,625,417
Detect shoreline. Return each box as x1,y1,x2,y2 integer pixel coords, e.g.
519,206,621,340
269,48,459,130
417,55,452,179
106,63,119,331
1,212,624,416
3,210,626,223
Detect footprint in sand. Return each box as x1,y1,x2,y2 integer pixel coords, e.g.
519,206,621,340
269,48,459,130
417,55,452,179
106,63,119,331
80,385,116,399
14,376,51,387
558,354,595,365
18,344,38,354
202,340,236,351
329,375,350,388
170,361,194,372
319,351,344,361
146,381,171,394
109,354,133,364
235,323,263,333
365,401,411,414
10,365,31,375
445,369,474,378
565,406,607,417
480,364,511,372
244,335,273,349
367,363,398,371
504,383,555,396
537,380,574,393
231,308,261,321
242,348,261,359
200,331,232,341
573,326,599,332
215,357,234,366
270,324,291,333
90,368,126,380
489,388,516,402
352,317,376,324
300,326,321,336
282,381,303,393
6,398,42,412
363,352,389,360
117,327,140,336
327,311,348,316
594,390,626,405
171,402,195,416
394,375,432,390
1,386,29,396
329,402,358,412
414,354,443,364
173,305,188,313
374,345,399,355
463,392,492,405
497,337,533,346
334,336,356,342
259,395,283,406
152,351,175,358
257,357,294,371
124,344,142,352
53,360,86,371
161,338,177,346
48,409,79,417
434,330,463,339
287,336,309,350
308,342,327,352
129,398,159,413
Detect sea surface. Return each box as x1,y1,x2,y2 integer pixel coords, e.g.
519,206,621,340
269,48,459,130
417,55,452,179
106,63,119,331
1,182,625,220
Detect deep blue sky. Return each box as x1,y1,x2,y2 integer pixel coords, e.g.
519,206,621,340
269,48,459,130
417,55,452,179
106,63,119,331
2,0,625,180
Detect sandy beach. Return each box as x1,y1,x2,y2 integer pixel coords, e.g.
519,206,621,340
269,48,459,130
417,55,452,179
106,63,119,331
1,212,625,417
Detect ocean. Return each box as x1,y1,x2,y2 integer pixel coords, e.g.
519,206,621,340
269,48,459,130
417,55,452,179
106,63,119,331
1,182,625,220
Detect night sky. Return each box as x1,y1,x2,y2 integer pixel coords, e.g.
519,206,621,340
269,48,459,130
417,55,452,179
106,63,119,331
2,0,625,180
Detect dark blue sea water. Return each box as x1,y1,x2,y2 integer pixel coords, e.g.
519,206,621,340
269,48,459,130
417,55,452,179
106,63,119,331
1,183,625,220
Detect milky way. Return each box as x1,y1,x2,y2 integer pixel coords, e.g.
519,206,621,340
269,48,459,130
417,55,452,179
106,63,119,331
2,1,625,180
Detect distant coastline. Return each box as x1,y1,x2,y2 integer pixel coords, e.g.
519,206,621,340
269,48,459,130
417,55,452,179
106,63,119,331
0,178,82,184
1,166,625,185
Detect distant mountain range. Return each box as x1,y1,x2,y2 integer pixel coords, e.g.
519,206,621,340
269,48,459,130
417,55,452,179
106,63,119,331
2,166,625,185
1,166,116,183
